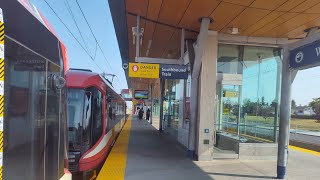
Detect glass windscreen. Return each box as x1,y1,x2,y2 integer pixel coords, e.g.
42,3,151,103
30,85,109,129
67,89,92,152
68,89,85,147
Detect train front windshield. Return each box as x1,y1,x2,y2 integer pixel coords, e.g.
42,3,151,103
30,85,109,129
67,89,92,152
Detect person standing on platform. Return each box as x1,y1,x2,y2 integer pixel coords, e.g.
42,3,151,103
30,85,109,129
146,108,151,121
138,108,144,120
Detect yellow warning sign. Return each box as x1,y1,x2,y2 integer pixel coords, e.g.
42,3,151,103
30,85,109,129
129,63,159,79
132,99,138,105
223,108,230,114
224,91,239,98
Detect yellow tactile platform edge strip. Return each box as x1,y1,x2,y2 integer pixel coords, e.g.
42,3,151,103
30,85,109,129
289,145,320,157
96,116,132,180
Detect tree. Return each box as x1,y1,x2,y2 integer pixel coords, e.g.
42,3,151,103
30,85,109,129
261,105,273,121
309,97,320,121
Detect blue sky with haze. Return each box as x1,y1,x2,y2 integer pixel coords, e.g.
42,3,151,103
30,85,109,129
31,0,127,93
31,0,320,106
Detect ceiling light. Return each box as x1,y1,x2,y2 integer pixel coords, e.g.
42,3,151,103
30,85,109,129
228,27,240,35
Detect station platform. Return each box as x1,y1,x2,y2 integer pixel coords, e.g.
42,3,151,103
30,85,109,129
97,115,320,180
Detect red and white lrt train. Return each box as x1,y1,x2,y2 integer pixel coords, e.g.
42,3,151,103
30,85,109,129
66,69,126,177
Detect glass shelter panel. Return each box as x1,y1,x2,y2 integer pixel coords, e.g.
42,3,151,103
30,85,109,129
214,44,282,158
241,46,282,142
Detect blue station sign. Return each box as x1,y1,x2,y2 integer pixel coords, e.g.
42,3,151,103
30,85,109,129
160,64,188,79
289,40,320,70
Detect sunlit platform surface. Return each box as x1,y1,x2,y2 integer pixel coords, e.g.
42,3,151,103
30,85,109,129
97,115,320,180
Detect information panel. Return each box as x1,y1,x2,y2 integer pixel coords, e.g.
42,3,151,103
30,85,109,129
160,64,188,79
134,90,148,99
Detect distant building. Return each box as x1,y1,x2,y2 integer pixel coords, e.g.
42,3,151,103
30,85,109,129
292,106,316,116
303,107,316,116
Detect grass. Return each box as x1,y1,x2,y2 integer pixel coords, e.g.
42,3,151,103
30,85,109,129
227,115,320,131
290,118,320,132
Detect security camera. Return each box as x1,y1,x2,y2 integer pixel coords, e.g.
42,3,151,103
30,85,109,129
257,53,263,59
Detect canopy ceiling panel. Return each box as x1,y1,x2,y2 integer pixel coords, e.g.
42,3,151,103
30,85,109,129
286,17,320,38
157,0,191,26
242,11,285,35
264,13,320,37
222,0,255,6
209,2,246,31
252,12,299,36
126,0,148,16
220,8,271,33
148,24,176,58
289,0,319,13
275,0,305,12
250,0,288,10
179,0,220,30
111,0,320,90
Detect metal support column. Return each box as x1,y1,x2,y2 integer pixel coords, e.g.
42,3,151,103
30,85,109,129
150,83,153,125
277,47,291,179
159,78,165,133
181,28,185,58
273,50,282,142
135,15,140,57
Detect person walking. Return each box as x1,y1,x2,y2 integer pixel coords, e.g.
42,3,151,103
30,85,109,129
146,108,151,121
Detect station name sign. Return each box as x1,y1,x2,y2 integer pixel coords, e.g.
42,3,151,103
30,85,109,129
129,63,188,79
289,40,320,70
160,64,188,79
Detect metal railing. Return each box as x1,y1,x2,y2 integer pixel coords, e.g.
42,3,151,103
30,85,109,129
215,122,279,142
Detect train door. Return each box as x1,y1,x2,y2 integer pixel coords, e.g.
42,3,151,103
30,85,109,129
106,95,113,132
45,62,64,179
4,37,66,180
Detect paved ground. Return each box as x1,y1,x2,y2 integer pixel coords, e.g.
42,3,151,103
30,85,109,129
99,115,320,180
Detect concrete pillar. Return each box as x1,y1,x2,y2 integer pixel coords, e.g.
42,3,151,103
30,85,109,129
188,17,211,159
277,47,291,179
188,77,199,157
197,31,218,161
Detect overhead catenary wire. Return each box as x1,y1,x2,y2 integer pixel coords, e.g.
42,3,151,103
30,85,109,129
64,0,97,59
43,0,105,73
75,0,114,74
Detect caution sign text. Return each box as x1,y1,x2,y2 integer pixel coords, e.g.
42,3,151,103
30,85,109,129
129,63,159,79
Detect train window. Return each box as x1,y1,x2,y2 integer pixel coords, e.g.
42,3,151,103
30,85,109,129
89,87,103,145
67,89,86,147
82,92,92,146
109,106,112,119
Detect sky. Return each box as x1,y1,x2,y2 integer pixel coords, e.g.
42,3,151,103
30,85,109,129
29,0,320,106
31,0,127,93
292,66,320,106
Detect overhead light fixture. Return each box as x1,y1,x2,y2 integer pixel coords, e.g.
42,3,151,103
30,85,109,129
132,27,144,45
227,27,240,35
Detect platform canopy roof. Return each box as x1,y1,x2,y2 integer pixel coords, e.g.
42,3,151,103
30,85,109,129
109,0,320,90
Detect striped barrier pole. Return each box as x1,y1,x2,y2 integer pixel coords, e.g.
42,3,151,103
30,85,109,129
0,7,4,180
